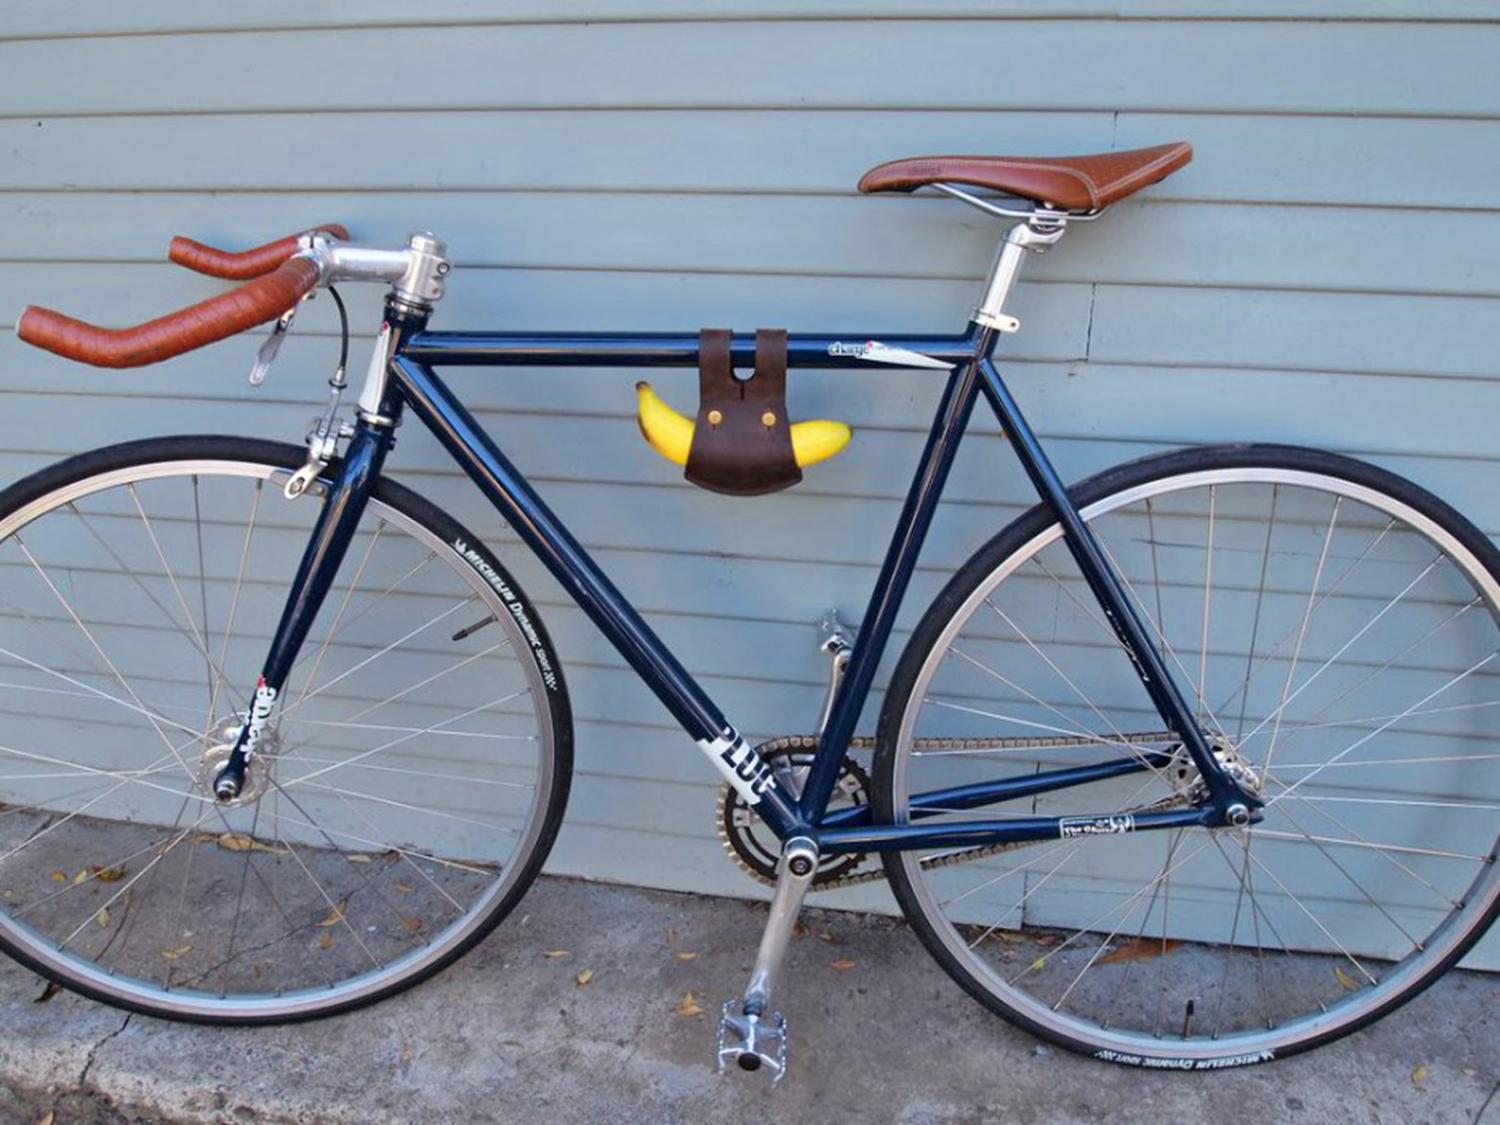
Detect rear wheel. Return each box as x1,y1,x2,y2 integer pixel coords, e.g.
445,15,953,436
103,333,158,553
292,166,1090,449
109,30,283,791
0,437,572,1022
875,444,1500,1067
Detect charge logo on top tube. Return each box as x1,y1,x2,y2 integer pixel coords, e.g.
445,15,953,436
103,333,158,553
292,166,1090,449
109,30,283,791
700,728,775,806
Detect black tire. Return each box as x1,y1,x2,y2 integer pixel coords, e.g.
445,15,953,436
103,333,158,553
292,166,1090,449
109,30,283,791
873,443,1500,1067
0,436,572,1024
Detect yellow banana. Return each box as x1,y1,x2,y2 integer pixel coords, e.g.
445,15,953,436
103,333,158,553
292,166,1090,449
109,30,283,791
634,382,852,469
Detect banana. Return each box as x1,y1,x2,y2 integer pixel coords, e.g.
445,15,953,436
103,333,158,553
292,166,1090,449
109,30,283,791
635,382,852,469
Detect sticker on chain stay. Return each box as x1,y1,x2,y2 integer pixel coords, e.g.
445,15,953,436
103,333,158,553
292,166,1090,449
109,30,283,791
1058,814,1135,838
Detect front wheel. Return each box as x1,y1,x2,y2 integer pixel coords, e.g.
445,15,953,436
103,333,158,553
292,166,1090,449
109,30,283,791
0,437,572,1022
874,444,1500,1067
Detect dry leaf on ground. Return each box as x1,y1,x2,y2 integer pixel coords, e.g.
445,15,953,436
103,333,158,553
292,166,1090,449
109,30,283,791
1411,1064,1430,1089
392,882,415,895
400,916,423,933
318,932,334,951
161,944,193,962
1100,938,1181,965
318,902,347,928
675,952,699,962
575,969,594,987
346,854,373,864
831,959,856,972
1334,965,1360,992
675,992,706,1018
544,949,571,959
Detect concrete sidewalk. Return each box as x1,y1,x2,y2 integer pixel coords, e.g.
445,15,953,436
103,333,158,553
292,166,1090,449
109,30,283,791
2,876,1496,1124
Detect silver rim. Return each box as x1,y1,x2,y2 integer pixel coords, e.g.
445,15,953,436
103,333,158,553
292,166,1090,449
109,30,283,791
892,466,1500,1062
0,456,557,1019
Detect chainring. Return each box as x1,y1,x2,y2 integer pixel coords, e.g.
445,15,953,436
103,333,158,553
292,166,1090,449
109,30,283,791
715,736,873,887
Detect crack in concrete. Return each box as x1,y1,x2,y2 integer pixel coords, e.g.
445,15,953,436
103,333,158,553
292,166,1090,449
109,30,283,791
78,1011,131,1089
1473,1076,1500,1125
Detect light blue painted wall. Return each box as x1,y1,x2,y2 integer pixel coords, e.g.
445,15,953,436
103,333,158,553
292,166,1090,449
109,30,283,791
1,4,1497,962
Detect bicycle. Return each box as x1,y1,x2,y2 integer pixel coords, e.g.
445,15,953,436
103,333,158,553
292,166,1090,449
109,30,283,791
5,139,1498,1080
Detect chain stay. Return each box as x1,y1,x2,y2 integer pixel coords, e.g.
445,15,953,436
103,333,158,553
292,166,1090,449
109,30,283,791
718,732,1182,891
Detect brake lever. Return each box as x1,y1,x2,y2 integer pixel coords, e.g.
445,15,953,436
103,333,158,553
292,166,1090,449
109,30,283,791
248,302,300,386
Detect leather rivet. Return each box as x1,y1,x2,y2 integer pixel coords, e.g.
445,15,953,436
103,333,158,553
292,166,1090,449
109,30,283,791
761,412,777,427
707,409,723,427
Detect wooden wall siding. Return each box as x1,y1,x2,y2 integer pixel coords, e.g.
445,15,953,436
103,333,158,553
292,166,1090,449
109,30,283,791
1,5,1497,966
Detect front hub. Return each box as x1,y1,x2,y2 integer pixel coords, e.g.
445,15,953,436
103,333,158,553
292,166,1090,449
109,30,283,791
201,715,279,806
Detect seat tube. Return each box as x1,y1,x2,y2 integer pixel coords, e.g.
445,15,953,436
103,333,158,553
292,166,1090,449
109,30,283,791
210,412,399,800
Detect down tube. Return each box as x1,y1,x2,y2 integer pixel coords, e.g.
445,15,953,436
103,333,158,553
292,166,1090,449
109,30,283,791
390,357,803,835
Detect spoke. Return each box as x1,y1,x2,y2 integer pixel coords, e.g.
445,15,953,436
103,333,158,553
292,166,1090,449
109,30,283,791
291,778,520,834
331,639,512,726
1247,551,1443,764
208,478,263,727
1266,650,1497,810
947,645,1108,747
191,475,214,724
1093,535,1234,746
298,783,468,916
1213,516,1398,721
278,595,478,720
1258,496,1341,780
290,521,388,715
1247,827,1484,866
127,484,237,722
285,548,438,687
12,537,198,781
1261,774,1473,905
1243,847,1377,986
56,809,214,951
961,840,1089,945
65,500,247,719
1057,829,1182,1018
254,807,498,878
1267,800,1424,950
1298,597,1479,732
983,599,1177,786
1235,484,1280,739
277,753,537,789
1270,749,1500,772
292,719,534,743
281,689,531,792
0,646,203,741
1010,832,1218,985
265,824,384,972
1197,485,1215,725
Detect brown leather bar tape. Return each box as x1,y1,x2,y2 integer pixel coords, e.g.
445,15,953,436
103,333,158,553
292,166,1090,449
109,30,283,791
169,224,349,280
16,256,320,369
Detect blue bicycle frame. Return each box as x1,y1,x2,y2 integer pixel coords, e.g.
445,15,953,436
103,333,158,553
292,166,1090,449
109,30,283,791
222,296,1257,853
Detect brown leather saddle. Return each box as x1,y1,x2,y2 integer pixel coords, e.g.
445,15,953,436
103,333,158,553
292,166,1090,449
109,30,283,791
858,141,1192,212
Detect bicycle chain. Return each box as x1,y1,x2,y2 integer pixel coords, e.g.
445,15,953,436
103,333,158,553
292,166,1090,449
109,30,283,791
716,732,1184,892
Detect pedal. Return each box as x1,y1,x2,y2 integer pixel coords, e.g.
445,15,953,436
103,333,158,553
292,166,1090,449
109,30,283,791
715,1000,787,1084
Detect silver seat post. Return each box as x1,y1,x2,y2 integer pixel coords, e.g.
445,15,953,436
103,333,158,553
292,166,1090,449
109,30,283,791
971,215,1066,334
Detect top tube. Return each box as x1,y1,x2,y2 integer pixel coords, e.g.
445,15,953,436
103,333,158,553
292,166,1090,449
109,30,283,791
399,328,986,368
